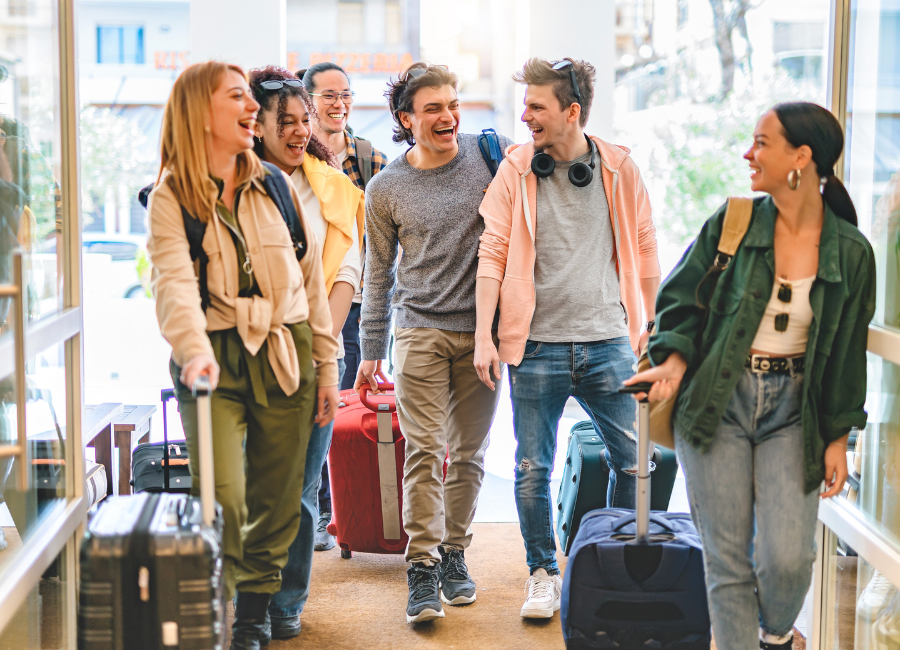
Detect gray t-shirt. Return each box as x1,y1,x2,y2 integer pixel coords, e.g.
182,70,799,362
360,132,513,360
529,141,628,342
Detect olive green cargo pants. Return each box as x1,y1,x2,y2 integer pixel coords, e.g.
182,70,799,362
172,323,316,598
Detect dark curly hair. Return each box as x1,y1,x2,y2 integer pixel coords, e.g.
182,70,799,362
247,66,338,168
384,62,458,146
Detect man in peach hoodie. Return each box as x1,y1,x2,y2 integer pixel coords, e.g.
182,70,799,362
474,58,661,619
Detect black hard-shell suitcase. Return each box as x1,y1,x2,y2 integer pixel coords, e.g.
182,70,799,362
556,421,680,555
131,389,191,494
560,385,711,650
79,378,224,650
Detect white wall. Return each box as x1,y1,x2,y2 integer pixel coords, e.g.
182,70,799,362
190,0,286,70
511,0,616,142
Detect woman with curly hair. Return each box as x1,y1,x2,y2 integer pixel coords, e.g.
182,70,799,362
247,65,364,642
146,61,340,650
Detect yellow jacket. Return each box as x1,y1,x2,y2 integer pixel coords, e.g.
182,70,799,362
301,155,365,293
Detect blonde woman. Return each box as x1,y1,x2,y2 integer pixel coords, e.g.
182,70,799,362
146,61,340,650
247,65,364,641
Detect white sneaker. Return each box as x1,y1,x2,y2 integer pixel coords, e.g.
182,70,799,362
520,568,562,619
859,571,896,623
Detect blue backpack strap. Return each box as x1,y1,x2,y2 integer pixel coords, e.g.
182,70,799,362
259,160,307,262
478,128,502,178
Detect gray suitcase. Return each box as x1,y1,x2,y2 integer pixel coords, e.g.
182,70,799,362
78,378,224,650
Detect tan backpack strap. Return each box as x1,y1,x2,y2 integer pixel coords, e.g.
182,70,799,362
718,197,754,257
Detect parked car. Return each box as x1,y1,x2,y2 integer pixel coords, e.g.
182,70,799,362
39,234,149,299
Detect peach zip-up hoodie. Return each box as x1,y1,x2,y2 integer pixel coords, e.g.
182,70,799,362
477,135,660,365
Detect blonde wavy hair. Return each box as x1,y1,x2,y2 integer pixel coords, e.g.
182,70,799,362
158,61,261,222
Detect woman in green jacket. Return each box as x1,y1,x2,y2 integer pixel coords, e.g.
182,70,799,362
628,102,876,650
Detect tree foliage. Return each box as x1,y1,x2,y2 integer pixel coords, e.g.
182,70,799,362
79,107,155,229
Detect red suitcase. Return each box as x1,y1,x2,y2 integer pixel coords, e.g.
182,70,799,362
326,382,408,558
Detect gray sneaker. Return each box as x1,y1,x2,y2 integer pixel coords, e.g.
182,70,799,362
406,563,445,624
438,546,476,605
314,511,335,551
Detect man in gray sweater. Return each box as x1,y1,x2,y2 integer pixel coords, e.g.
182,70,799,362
355,63,512,624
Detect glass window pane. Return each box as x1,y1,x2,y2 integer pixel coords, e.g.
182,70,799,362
0,0,63,336
824,529,900,649
0,545,69,650
844,1,900,332
121,27,144,65
0,341,70,583
96,26,121,65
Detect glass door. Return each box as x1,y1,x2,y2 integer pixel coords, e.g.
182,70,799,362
0,0,84,647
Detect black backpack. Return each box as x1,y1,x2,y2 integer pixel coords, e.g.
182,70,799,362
138,160,307,312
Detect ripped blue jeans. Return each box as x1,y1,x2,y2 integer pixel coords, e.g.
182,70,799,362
508,337,638,574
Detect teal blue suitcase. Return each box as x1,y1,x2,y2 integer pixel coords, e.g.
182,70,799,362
556,421,679,555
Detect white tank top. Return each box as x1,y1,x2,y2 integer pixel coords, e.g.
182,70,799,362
749,275,815,356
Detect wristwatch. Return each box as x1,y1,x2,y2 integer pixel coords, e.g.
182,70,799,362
646,320,656,334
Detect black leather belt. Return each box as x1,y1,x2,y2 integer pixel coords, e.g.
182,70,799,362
745,354,805,375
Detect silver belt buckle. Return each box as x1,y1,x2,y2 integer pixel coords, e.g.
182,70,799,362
750,354,771,373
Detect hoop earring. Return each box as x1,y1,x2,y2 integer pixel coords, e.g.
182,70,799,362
787,168,801,190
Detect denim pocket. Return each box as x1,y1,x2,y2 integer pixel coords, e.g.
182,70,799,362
522,341,542,358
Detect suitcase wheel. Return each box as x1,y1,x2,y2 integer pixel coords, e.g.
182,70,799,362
340,549,352,559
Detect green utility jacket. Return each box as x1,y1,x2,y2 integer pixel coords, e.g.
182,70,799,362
649,196,876,493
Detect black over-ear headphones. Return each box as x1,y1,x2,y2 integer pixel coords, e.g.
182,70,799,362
529,60,594,187
531,134,595,187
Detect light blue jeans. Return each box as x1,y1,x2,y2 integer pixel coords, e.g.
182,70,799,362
509,337,638,574
676,367,819,648
269,358,345,620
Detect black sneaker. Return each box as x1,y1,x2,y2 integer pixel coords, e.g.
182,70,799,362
760,636,793,650
406,563,445,624
438,546,476,605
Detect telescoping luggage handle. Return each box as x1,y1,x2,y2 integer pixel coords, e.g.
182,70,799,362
358,378,403,540
192,376,216,528
618,382,653,544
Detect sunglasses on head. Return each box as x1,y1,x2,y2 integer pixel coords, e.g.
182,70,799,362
258,79,303,91
404,64,449,81
552,59,582,107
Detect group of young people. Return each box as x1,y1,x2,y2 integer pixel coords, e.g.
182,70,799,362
147,54,875,650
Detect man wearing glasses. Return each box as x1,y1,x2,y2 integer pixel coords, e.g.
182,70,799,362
355,62,512,624
474,58,661,618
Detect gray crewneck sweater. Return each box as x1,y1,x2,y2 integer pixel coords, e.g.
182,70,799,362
360,132,512,360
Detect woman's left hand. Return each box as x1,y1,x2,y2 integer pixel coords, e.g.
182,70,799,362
315,384,341,427
821,438,850,499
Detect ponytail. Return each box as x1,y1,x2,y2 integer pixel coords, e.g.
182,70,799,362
822,175,858,227
773,102,859,227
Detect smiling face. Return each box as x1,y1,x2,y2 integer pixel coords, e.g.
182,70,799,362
310,69,352,136
521,83,579,155
208,69,259,158
255,95,311,174
744,110,813,194
399,84,460,156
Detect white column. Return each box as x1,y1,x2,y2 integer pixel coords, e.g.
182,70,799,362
512,0,616,143
190,0,287,70
366,0,387,46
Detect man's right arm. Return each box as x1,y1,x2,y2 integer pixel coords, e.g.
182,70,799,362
357,184,398,391
474,167,515,389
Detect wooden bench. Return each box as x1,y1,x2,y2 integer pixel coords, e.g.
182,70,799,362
30,403,124,498
111,405,157,495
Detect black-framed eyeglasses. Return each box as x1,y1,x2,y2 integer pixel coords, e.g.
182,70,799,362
775,282,792,332
258,79,304,91
552,59,582,107
309,91,356,105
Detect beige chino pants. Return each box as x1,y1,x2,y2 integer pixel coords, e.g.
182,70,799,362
393,327,504,565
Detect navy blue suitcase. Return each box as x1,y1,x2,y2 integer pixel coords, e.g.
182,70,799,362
560,386,710,650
